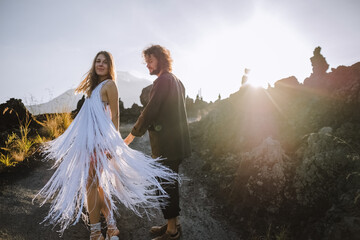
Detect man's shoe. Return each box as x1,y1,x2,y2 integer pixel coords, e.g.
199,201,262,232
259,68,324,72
150,224,181,236
150,224,167,236
151,231,180,240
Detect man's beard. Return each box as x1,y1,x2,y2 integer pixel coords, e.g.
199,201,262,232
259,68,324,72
150,67,160,75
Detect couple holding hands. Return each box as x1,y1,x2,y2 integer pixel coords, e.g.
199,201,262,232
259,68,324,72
33,45,191,240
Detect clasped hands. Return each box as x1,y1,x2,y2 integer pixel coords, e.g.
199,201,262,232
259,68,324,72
124,133,135,146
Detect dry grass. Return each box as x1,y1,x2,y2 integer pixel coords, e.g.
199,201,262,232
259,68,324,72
0,111,73,170
0,116,42,168
42,112,72,139
0,109,72,168
0,110,73,170
0,152,15,167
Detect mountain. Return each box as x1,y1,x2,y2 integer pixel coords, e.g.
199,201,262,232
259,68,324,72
26,71,152,115
116,71,152,108
26,89,82,115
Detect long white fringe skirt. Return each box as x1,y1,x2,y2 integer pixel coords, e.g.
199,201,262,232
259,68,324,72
33,80,177,234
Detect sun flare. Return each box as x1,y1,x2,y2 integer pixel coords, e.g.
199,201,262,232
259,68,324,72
238,10,311,88
177,8,312,100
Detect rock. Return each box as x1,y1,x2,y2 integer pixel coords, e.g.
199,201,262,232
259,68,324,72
0,98,43,156
76,95,85,111
232,137,289,213
189,49,360,238
329,62,360,103
0,98,31,132
303,47,360,105
0,98,42,134
293,127,356,207
318,126,332,135
311,46,329,76
119,103,142,123
71,95,86,117
304,46,330,88
274,76,300,89
140,84,152,107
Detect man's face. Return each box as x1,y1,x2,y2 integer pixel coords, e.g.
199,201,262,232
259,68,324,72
145,54,160,76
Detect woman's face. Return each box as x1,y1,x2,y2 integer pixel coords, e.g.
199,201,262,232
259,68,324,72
95,54,109,79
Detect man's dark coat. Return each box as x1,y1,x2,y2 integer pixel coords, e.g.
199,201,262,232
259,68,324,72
131,72,191,160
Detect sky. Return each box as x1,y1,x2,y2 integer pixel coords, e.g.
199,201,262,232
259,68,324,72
0,0,359,105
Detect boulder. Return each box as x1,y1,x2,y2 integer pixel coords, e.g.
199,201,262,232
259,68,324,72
0,98,42,148
0,98,42,132
140,84,152,107
274,76,300,89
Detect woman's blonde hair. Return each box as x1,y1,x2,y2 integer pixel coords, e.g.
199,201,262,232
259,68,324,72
76,51,116,97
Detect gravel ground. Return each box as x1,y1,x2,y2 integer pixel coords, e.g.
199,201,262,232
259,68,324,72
0,123,241,240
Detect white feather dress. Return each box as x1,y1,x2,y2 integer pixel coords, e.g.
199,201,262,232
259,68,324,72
33,80,176,234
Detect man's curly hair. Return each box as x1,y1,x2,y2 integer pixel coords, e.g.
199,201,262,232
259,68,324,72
143,45,173,72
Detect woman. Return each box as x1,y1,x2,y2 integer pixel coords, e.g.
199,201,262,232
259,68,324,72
33,51,177,240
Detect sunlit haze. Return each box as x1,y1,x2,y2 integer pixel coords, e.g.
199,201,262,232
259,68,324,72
177,8,311,94
0,0,359,104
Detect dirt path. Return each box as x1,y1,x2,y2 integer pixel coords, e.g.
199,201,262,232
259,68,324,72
0,123,241,240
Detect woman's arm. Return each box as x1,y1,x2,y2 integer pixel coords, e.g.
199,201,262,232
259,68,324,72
105,80,119,131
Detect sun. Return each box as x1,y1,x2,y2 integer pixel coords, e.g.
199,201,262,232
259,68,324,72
175,8,312,101
237,10,311,88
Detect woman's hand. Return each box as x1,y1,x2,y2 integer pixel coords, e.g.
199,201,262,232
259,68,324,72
124,133,135,145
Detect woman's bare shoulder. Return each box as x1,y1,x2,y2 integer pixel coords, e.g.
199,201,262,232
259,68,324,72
102,80,117,92
104,79,117,87
103,80,118,97
100,80,117,98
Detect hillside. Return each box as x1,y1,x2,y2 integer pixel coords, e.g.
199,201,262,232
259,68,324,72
191,50,360,239
2,47,360,239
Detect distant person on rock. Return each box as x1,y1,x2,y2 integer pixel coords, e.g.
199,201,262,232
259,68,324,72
33,51,177,240
125,45,191,240
241,68,250,87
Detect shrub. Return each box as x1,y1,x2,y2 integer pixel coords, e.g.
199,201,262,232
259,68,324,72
0,152,15,167
293,127,357,207
42,112,72,139
0,113,43,169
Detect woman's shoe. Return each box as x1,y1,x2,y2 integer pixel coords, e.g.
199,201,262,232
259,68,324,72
105,220,120,240
90,222,104,240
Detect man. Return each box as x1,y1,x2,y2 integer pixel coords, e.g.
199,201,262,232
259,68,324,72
124,45,191,240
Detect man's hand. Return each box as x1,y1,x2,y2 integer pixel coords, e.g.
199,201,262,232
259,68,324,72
124,133,135,146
